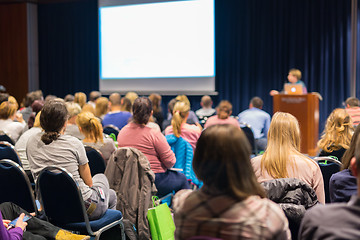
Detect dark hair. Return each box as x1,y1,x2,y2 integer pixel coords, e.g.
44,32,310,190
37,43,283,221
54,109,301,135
167,98,178,115
132,97,152,124
40,100,68,145
250,97,263,109
342,124,360,170
193,124,266,200
149,93,162,113
345,97,360,107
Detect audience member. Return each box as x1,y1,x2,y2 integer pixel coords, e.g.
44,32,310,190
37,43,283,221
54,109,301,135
0,93,9,104
77,111,116,164
0,85,6,93
88,91,101,108
64,94,74,102
149,93,164,130
0,100,26,142
26,99,116,220
162,98,177,130
329,124,360,203
270,68,307,96
204,100,240,128
238,96,271,151
117,97,190,197
164,101,201,150
318,108,353,161
81,103,95,114
0,202,90,240
195,95,216,123
345,97,360,126
175,95,199,125
120,97,132,112
125,92,138,106
64,102,84,140
173,124,291,239
27,100,44,129
251,112,325,203
20,91,43,123
298,135,360,239
102,93,132,130
74,92,87,108
95,97,109,121
44,94,57,103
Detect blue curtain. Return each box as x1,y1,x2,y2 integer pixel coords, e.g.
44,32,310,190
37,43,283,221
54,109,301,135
38,0,353,130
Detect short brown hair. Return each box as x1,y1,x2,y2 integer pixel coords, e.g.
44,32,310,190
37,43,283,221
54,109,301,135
250,97,263,109
345,97,360,107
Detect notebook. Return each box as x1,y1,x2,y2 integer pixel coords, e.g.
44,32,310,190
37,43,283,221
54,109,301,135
284,83,304,95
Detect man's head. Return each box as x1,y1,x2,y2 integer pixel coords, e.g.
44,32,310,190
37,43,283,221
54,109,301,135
200,95,213,109
109,93,121,106
89,91,101,102
288,68,302,83
250,97,263,109
345,97,360,108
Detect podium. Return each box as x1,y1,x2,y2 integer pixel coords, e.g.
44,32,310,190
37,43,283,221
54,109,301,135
273,93,319,156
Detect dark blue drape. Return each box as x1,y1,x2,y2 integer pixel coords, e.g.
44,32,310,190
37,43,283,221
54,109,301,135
38,0,354,131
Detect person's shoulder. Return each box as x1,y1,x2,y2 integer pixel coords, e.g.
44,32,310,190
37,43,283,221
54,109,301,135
304,202,347,220
60,134,83,144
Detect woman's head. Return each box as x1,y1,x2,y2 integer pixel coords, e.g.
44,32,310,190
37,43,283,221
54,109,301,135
175,95,190,107
0,101,17,119
193,124,265,199
74,92,87,108
66,102,81,119
95,97,109,118
132,97,152,125
261,112,301,178
40,100,68,145
76,111,104,143
171,101,190,137
125,92,139,105
217,100,232,119
341,124,360,170
149,93,162,113
318,108,353,153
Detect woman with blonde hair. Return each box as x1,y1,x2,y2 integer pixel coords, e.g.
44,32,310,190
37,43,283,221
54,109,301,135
318,108,353,160
74,92,87,108
95,97,109,121
164,101,201,150
251,112,325,203
0,100,26,142
76,111,116,164
204,100,239,128
175,95,199,125
174,124,290,239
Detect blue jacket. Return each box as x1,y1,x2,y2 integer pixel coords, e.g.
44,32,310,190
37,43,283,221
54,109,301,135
165,134,202,187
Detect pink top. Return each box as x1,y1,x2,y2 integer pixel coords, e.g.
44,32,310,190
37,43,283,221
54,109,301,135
251,154,325,204
204,115,240,128
164,123,201,150
117,122,176,173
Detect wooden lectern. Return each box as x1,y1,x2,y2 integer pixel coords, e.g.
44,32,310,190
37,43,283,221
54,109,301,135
273,93,319,156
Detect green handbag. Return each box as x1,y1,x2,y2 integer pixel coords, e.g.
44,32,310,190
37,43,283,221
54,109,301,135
147,196,175,240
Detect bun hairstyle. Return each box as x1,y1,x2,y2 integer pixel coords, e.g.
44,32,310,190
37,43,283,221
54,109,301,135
76,111,104,143
132,97,152,125
217,100,232,119
171,101,190,137
40,100,68,145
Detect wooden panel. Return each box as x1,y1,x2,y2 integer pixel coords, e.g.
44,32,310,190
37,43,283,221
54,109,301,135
273,94,319,156
0,3,29,105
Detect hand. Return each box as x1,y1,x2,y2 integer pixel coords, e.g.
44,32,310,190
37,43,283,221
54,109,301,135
15,113,24,123
2,220,10,229
15,213,28,232
270,90,279,96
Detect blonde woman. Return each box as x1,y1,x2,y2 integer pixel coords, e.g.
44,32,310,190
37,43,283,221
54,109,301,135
164,101,201,150
74,92,87,108
95,97,109,121
0,100,26,142
318,108,353,161
204,100,239,128
251,112,325,203
76,111,116,164
175,95,199,125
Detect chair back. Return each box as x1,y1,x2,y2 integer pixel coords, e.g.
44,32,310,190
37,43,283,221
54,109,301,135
0,131,15,145
239,122,258,154
85,146,106,176
103,125,120,138
37,166,89,226
314,157,342,203
0,160,38,214
0,141,22,166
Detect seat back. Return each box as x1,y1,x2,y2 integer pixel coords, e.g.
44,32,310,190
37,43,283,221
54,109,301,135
85,146,106,176
37,166,89,226
315,157,342,203
0,141,22,166
0,160,38,214
240,123,258,154
0,131,15,145
103,125,120,138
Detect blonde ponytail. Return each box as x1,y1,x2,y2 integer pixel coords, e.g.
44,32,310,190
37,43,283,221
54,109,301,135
76,111,104,143
171,101,190,138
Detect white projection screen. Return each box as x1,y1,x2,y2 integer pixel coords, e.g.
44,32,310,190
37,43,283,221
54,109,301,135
99,0,215,94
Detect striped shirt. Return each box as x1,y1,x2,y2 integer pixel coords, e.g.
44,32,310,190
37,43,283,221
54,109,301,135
174,189,291,240
346,107,360,126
